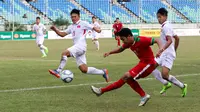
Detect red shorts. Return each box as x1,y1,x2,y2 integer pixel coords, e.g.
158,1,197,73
129,62,156,80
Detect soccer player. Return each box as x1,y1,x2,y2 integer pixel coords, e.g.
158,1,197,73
48,9,109,82
91,28,163,106
113,18,123,47
91,16,100,51
152,8,187,97
32,17,48,57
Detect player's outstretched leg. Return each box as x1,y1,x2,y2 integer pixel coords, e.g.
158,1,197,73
91,78,125,96
49,50,70,78
152,69,172,94
162,66,187,97
79,64,110,82
38,44,47,57
93,39,100,51
126,77,150,106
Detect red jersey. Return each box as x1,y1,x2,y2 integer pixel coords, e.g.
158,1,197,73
113,22,123,34
122,36,155,64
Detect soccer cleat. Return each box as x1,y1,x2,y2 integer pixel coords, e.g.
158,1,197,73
91,86,102,96
181,84,188,97
45,47,49,55
41,55,47,58
160,82,172,94
48,69,60,78
138,94,151,107
102,69,110,82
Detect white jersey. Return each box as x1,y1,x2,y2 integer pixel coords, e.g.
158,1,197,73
33,23,46,37
91,21,100,38
160,21,176,58
65,20,94,50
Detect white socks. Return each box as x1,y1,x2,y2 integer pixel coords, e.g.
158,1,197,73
57,56,68,72
40,48,46,56
93,40,99,50
168,75,184,88
152,69,184,88
87,67,104,75
152,69,168,85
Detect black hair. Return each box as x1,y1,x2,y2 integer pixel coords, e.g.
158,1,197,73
157,8,168,16
92,16,96,19
36,17,40,19
116,18,119,20
117,28,133,38
114,20,116,22
70,9,80,16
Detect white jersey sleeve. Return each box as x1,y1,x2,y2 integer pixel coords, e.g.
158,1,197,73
65,25,72,34
83,21,94,30
32,24,36,32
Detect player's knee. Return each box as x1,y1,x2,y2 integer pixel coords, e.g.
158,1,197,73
122,72,131,81
38,44,41,47
79,65,88,73
62,50,70,57
80,67,87,73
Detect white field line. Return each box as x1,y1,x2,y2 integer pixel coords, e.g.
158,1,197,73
0,58,199,66
0,73,199,93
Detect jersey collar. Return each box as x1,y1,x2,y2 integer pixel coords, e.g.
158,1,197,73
161,21,168,27
74,20,81,25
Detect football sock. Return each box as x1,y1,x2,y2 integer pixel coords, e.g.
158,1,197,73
101,79,125,93
152,69,168,85
127,78,146,97
94,40,99,50
40,48,46,56
87,67,104,75
57,55,68,72
168,75,184,88
117,38,120,46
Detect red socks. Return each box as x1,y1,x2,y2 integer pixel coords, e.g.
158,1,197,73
101,79,125,93
127,78,145,97
117,38,121,46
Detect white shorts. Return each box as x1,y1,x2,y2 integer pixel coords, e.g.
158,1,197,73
155,54,175,70
67,45,87,67
36,36,44,45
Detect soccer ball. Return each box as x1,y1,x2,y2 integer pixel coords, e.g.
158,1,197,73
60,70,74,83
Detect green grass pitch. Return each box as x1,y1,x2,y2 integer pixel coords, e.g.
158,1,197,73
0,37,199,112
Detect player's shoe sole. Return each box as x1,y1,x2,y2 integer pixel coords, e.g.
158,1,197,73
103,69,110,82
48,69,60,78
138,94,151,107
91,86,102,97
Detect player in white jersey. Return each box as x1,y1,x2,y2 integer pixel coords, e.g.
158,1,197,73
91,16,100,50
32,17,48,57
48,9,109,82
152,8,187,97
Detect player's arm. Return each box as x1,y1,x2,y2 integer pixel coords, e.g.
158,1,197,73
43,25,47,34
154,38,164,57
173,35,179,51
50,26,68,37
93,26,101,33
104,46,126,58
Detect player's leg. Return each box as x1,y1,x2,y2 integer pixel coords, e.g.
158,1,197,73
37,37,48,56
36,38,46,57
161,66,187,97
93,38,99,50
91,72,130,96
48,48,71,78
76,54,109,82
152,68,172,94
115,35,121,47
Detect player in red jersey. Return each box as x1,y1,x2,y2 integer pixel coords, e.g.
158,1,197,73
91,28,163,106
113,18,123,47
